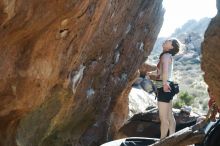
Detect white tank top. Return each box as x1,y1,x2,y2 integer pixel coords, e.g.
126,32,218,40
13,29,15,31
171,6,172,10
158,53,173,82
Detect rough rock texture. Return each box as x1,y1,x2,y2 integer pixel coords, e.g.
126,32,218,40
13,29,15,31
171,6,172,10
116,107,198,139
139,63,157,77
0,0,164,146
201,0,220,106
128,86,156,118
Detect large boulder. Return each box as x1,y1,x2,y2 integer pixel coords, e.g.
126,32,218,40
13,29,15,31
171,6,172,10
116,107,199,139
0,0,164,145
201,0,220,106
128,86,156,118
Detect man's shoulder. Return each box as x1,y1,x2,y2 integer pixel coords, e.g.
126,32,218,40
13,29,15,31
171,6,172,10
161,53,172,60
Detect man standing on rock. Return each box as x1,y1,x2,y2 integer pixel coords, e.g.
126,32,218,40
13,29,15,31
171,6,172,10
149,38,180,139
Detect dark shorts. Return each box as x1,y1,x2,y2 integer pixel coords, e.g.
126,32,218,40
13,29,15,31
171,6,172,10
157,85,176,103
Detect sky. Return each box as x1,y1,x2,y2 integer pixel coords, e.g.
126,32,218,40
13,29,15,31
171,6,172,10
159,0,217,37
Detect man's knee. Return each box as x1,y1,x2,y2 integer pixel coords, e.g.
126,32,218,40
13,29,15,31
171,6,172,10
169,117,176,126
160,118,169,126
170,119,176,127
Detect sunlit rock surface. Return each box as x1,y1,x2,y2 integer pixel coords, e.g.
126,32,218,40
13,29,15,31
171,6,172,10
101,137,158,146
128,86,156,118
201,0,220,106
0,0,164,145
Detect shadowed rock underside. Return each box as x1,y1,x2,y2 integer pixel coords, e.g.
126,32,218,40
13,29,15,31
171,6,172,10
0,0,164,146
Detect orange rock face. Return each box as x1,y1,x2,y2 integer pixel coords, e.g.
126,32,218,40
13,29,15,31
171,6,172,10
0,0,164,146
201,1,220,107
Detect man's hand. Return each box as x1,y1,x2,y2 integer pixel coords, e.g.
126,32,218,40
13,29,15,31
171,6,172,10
163,83,171,92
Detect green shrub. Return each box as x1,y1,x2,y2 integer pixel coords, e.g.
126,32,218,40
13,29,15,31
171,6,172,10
173,100,185,109
179,91,195,105
173,91,196,109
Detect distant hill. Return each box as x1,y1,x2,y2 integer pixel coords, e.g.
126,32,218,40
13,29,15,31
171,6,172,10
147,17,212,114
171,17,211,37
